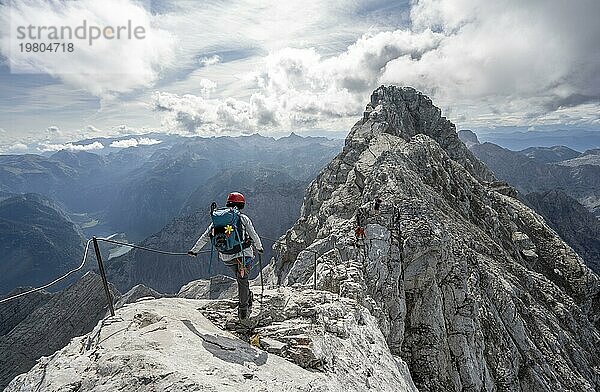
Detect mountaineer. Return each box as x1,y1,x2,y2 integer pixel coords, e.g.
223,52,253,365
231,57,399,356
187,192,263,321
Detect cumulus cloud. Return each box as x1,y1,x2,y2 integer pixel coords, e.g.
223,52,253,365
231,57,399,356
154,91,254,135
151,29,444,133
4,0,598,138
0,0,177,97
37,141,104,152
381,0,600,126
110,137,161,148
153,0,600,134
3,143,29,153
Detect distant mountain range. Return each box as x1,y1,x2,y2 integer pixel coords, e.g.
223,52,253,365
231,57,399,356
458,130,600,274
0,133,343,241
0,133,342,295
464,136,600,217
476,128,600,151
104,133,342,239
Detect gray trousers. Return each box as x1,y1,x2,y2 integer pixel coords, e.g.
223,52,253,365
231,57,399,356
229,260,250,310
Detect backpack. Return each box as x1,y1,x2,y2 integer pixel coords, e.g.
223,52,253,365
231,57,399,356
210,204,251,255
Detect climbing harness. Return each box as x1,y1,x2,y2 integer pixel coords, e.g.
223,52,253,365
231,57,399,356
235,256,254,278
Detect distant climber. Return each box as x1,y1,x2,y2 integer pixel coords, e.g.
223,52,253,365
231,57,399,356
187,192,264,321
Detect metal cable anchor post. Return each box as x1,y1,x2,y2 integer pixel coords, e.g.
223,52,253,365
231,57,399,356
92,237,115,317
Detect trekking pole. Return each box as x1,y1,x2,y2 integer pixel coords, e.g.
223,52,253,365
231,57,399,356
258,253,264,300
92,237,115,317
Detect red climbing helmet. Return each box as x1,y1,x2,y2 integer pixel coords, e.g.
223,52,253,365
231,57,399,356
226,192,246,209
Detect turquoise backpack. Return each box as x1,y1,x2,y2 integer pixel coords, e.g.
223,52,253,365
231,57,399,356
210,204,251,255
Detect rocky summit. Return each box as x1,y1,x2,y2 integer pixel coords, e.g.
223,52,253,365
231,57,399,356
272,86,600,391
5,86,600,391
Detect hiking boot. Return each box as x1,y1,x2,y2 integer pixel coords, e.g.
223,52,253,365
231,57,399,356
238,306,249,321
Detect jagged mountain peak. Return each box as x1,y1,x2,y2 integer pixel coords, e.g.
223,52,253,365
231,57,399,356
271,86,600,390
353,85,494,182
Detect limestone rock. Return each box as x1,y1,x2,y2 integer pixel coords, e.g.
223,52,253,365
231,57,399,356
177,275,237,300
195,287,418,391
272,85,600,391
511,231,538,261
260,336,288,355
5,297,417,392
115,283,163,308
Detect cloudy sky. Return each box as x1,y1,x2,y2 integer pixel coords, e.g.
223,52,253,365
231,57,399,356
0,0,599,152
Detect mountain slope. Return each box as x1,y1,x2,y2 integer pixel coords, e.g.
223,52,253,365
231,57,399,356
0,288,53,336
272,86,600,391
0,154,76,197
524,190,600,274
470,142,600,216
519,145,581,163
559,148,600,167
0,272,119,390
0,194,86,294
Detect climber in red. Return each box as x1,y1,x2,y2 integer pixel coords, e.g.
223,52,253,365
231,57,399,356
187,192,263,321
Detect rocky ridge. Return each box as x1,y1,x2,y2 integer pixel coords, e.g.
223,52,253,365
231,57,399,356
272,86,600,391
